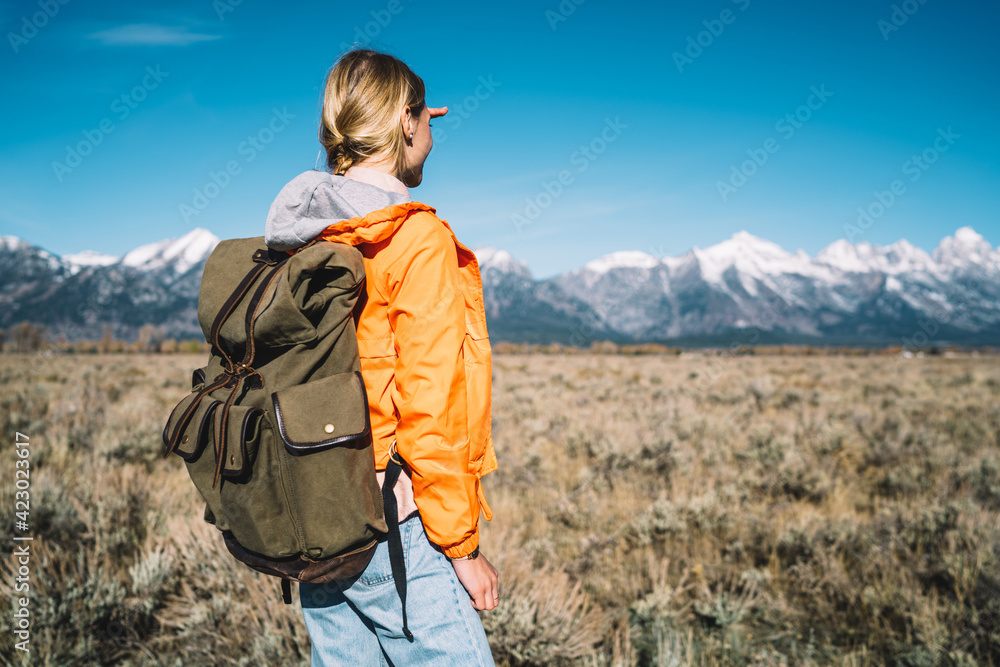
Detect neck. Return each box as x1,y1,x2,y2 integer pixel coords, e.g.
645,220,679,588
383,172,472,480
344,165,410,197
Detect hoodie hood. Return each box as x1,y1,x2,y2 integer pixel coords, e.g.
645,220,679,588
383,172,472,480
265,170,413,251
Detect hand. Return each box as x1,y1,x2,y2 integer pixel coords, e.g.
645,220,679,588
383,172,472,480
451,552,499,611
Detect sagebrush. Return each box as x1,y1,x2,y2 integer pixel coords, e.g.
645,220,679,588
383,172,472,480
1,351,997,666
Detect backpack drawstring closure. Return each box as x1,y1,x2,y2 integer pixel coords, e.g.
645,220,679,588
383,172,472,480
163,252,286,490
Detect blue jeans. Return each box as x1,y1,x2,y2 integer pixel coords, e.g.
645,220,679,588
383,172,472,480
299,514,495,666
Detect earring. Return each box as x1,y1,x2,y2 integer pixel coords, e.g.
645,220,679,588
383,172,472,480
409,132,414,139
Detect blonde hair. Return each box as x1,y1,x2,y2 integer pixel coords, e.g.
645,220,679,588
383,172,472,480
319,49,426,178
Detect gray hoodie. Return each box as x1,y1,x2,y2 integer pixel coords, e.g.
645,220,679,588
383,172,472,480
264,170,412,252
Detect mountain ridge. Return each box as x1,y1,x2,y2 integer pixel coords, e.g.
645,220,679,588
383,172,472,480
1,227,996,345
476,226,998,346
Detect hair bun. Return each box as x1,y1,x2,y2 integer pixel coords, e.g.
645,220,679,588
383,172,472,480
318,48,425,176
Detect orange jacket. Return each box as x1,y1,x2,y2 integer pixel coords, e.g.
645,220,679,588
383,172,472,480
318,201,496,558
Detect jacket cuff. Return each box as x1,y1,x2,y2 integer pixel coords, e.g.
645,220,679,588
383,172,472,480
442,529,480,559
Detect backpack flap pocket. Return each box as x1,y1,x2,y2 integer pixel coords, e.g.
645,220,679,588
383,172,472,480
272,371,371,454
163,393,220,462
216,404,265,479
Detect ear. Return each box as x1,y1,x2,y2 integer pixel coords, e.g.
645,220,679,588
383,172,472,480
399,105,412,138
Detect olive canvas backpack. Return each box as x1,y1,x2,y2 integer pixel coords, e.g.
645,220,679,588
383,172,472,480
161,237,411,618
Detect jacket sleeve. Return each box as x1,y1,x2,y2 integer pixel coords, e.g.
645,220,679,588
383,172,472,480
377,213,480,558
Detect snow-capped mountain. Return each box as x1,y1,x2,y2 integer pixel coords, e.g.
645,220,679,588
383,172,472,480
121,228,219,277
1,235,67,283
0,229,219,340
489,226,999,345
476,247,532,279
584,251,661,275
0,227,996,345
933,226,998,271
64,250,119,273
473,246,612,343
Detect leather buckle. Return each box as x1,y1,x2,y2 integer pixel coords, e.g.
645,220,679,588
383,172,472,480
251,248,285,266
388,439,405,467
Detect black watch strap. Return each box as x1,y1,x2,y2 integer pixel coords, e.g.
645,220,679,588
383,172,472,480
451,546,480,560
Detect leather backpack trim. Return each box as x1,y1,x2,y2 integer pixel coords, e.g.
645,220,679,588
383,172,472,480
272,370,372,454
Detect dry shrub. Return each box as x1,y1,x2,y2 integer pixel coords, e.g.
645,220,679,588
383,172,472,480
145,520,310,666
481,528,609,666
0,354,309,666
2,351,999,665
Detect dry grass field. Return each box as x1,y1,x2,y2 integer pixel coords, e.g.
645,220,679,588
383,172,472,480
1,351,998,666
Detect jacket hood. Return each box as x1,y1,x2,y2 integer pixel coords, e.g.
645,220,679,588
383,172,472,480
264,170,414,251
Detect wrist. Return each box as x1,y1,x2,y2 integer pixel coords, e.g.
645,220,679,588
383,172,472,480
442,530,480,560
449,546,480,561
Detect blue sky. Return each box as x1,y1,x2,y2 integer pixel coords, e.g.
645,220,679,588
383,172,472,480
1,0,997,278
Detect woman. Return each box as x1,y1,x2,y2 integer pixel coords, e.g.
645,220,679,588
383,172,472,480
264,48,499,665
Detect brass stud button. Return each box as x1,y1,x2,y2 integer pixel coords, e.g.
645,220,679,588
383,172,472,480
324,424,335,434
182,435,189,444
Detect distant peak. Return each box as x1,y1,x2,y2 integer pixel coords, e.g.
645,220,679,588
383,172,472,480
937,226,991,250
817,238,856,255
1,235,29,251
584,250,660,274
885,238,932,261
121,228,219,273
933,226,994,267
474,246,532,278
730,230,769,243
953,226,986,244
182,227,219,241
701,232,791,260
64,250,119,268
474,247,507,264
